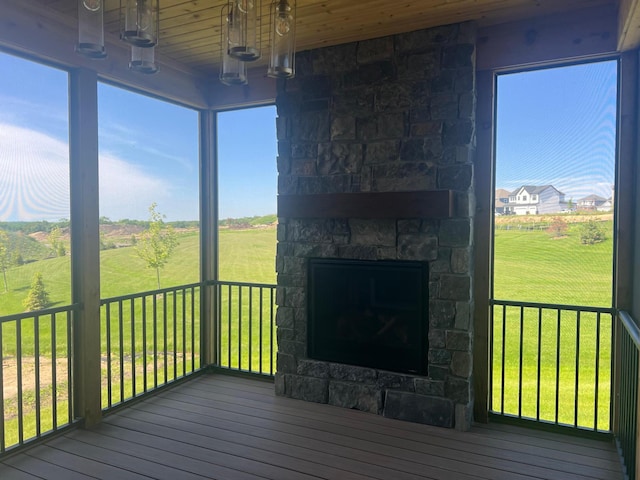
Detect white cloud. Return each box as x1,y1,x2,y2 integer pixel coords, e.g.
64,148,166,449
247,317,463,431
0,123,170,221
99,153,170,220
99,122,195,173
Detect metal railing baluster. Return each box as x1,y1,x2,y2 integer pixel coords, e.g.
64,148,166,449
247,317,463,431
106,304,112,408
536,307,542,421
118,300,124,404
50,314,57,431
34,314,41,437
489,299,614,433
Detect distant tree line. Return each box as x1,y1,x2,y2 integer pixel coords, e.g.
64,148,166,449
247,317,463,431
0,220,69,234
219,214,277,228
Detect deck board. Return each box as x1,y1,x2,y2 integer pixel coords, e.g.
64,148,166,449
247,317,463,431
0,374,624,480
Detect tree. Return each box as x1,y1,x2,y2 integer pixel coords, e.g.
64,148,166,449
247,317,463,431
579,219,606,245
48,226,66,257
135,203,178,289
547,217,567,238
23,272,51,311
567,198,574,211
100,232,115,251
0,230,9,292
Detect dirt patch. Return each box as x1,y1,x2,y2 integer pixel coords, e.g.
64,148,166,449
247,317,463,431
2,353,198,420
495,213,613,226
2,356,69,399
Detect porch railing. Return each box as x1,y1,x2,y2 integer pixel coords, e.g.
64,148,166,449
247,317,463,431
100,283,203,410
0,278,278,453
490,300,614,432
617,310,639,480
0,304,77,454
100,280,278,412
214,280,277,376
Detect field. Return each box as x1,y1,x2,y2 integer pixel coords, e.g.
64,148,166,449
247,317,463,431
494,215,613,306
0,214,615,446
492,216,613,430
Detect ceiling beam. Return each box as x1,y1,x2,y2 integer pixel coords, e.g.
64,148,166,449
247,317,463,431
619,0,640,50
477,5,618,71
0,0,210,109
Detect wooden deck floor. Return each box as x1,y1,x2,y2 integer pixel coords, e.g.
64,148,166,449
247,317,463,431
0,374,624,480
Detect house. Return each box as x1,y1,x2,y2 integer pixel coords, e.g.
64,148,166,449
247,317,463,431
598,197,614,211
1,1,639,479
494,188,510,214
507,185,566,215
578,194,608,210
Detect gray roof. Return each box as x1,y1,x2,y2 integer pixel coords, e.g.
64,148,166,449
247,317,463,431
578,194,607,203
509,185,564,196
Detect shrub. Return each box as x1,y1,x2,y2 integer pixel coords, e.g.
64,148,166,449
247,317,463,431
579,220,606,245
547,217,568,238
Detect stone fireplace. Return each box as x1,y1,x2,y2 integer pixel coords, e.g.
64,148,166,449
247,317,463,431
274,22,476,430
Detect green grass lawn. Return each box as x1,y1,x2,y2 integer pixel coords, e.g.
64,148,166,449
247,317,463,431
493,221,613,306
492,220,613,430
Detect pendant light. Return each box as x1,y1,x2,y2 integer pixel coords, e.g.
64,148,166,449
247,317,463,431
76,0,107,58
120,0,159,47
220,6,248,85
268,0,296,78
129,45,159,74
226,0,261,62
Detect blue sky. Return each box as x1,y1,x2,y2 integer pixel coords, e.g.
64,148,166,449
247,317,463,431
496,60,617,201
0,51,616,222
0,50,277,222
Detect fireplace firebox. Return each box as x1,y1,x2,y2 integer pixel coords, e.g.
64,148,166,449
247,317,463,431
308,258,428,375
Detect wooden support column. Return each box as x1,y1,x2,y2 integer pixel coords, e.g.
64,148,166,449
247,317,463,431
614,51,639,436
616,51,637,313
69,68,102,427
472,70,495,423
200,110,218,367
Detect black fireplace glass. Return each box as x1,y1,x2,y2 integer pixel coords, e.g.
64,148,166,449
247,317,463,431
308,258,428,375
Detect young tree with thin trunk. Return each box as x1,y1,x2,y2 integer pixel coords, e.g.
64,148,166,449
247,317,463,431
48,226,66,257
0,230,9,292
135,203,178,289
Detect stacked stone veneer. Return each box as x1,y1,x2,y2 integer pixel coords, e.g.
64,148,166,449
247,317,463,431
274,22,476,430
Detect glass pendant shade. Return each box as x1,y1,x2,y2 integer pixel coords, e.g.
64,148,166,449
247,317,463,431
220,9,248,85
76,0,107,58
120,0,159,47
268,0,296,78
220,52,248,85
129,45,159,74
227,0,261,62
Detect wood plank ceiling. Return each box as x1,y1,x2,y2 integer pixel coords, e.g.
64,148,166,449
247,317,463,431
35,0,617,77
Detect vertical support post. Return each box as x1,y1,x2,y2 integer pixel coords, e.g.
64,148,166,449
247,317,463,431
200,110,218,367
473,70,495,423
614,51,638,435
69,68,102,427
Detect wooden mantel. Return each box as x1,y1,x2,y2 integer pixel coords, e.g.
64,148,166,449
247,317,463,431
277,191,454,219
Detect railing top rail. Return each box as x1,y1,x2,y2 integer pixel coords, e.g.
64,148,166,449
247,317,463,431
0,303,81,324
100,282,203,304
209,280,277,289
100,280,277,305
619,310,640,351
491,299,614,314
